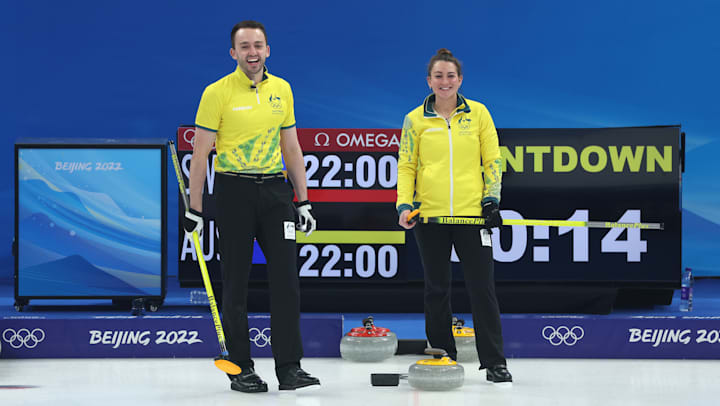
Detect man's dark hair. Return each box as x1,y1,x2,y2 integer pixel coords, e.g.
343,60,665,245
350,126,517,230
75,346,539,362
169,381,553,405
231,20,268,47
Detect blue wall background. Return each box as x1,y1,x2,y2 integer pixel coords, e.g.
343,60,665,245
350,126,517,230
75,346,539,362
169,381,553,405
3,0,718,280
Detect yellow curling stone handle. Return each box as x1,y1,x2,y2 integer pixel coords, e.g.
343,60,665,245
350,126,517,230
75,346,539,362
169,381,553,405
453,326,475,337
416,357,458,366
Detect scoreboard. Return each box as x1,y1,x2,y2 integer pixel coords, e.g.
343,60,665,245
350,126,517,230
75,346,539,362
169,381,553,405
176,126,682,312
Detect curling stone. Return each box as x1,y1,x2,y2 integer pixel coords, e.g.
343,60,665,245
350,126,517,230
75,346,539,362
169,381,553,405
452,318,478,363
340,322,397,362
408,348,464,391
350,316,398,341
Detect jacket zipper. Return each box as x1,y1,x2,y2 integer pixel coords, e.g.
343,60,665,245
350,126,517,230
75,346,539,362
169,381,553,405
445,110,465,216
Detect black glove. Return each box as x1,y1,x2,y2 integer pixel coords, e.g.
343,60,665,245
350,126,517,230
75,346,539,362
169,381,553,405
481,200,502,232
183,208,203,235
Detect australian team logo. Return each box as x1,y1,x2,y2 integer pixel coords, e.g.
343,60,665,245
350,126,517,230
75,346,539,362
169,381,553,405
269,94,283,110
458,117,471,129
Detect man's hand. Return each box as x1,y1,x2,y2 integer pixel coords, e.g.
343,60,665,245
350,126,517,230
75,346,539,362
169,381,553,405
295,200,317,236
183,208,203,236
481,200,502,232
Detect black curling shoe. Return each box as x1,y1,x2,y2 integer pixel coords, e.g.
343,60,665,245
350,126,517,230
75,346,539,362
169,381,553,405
485,364,513,383
278,366,321,390
229,367,269,393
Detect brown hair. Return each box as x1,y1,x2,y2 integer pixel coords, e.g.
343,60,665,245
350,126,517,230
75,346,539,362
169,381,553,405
231,20,268,48
427,48,462,76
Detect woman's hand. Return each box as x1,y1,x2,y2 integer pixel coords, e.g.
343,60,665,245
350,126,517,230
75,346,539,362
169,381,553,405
398,209,416,229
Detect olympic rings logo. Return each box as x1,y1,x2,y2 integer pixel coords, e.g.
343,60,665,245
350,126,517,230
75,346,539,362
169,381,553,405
542,325,584,346
3,328,46,349
249,327,272,348
182,128,196,147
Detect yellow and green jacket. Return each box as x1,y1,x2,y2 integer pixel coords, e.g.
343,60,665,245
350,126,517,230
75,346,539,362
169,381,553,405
396,94,502,218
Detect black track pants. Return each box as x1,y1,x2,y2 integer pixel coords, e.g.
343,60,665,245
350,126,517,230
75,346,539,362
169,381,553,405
414,222,506,368
214,174,303,374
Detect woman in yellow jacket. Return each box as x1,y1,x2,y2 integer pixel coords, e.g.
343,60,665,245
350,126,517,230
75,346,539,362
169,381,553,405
396,48,512,383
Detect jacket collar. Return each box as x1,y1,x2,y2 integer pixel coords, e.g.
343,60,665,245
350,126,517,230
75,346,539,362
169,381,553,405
423,93,471,117
234,65,270,87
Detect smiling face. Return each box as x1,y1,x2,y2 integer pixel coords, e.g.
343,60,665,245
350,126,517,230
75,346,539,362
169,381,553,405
427,60,463,102
230,28,269,82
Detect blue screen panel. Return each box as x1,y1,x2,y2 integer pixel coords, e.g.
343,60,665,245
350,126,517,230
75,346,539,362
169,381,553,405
17,148,162,296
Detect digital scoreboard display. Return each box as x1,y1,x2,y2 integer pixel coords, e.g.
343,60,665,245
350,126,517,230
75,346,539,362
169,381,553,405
176,126,681,310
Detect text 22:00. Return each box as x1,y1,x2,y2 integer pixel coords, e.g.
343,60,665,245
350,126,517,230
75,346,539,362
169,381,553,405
299,244,398,278
304,154,397,188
